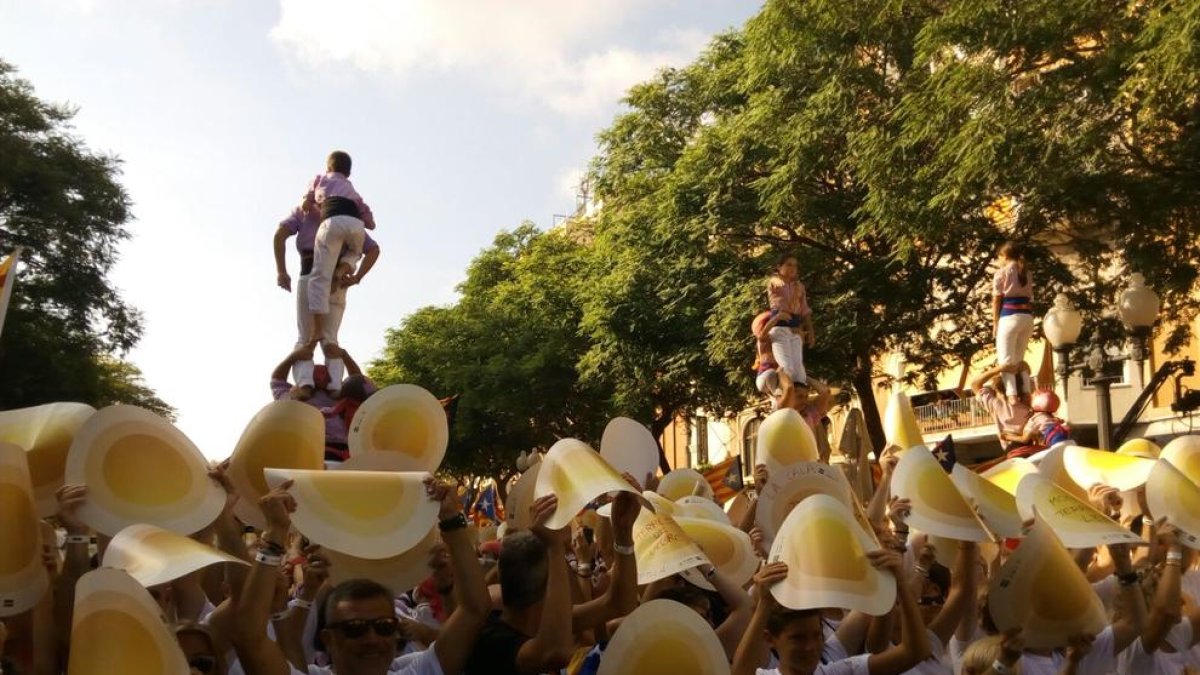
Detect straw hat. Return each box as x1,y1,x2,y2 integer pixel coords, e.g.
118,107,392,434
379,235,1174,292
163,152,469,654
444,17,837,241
597,599,730,675
0,441,49,617
229,400,325,529
64,405,223,536
67,567,191,674
102,523,247,588
265,468,437,559
0,402,95,518
347,384,448,472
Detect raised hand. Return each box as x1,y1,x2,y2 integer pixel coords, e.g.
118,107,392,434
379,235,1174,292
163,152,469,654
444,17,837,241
753,561,789,601
259,480,296,535
424,476,460,521
531,495,570,546
55,484,89,535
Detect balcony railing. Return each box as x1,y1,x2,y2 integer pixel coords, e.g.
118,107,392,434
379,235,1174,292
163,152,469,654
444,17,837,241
913,397,993,434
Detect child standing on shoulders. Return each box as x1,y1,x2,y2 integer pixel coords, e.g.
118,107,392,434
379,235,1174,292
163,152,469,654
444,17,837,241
767,253,815,387
301,150,376,349
992,242,1034,397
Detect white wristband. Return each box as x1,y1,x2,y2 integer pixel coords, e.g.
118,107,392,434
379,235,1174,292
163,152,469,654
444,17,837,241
613,542,635,556
65,535,90,545
255,551,283,567
271,609,290,622
289,598,313,610
991,659,1013,675
1168,549,1184,563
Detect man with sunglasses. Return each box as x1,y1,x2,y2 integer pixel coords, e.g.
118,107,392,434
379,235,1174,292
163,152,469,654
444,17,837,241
232,477,491,675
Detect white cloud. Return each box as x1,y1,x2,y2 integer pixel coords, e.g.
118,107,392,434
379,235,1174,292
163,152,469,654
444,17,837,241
269,0,711,116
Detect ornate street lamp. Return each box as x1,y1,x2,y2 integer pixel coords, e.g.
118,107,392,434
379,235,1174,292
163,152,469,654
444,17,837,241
1042,276,1160,449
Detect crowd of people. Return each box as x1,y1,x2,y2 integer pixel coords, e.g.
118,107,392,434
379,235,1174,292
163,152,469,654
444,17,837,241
2,152,1198,675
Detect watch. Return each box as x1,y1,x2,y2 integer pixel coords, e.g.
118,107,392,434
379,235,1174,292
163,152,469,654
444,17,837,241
438,513,469,532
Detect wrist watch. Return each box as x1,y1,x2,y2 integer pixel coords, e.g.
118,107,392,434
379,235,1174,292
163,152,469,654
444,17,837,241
438,513,468,532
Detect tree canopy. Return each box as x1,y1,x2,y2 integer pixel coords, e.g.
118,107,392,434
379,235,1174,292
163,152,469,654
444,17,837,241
0,61,172,418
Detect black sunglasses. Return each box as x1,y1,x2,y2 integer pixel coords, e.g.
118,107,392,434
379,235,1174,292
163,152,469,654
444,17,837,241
188,655,217,673
329,617,400,639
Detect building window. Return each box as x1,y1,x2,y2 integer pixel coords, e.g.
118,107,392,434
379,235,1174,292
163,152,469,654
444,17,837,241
694,416,709,466
741,417,761,474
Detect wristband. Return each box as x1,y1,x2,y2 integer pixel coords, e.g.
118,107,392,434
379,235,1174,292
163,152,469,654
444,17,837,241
438,513,468,532
1118,571,1140,586
1168,549,1184,563
704,566,718,579
914,565,929,578
258,539,286,557
991,659,1014,675
289,598,313,610
271,609,291,622
613,542,635,556
65,535,90,545
255,551,283,567
1143,516,1156,528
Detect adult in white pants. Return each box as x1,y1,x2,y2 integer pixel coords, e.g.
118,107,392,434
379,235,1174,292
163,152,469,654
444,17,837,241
993,242,1034,395
274,206,379,393
769,325,807,386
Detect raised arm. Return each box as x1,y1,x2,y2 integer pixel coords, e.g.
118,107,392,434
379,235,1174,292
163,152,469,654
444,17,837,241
707,564,755,660
573,489,640,631
1143,525,1182,652
1107,542,1147,654
515,496,575,674
345,243,379,288
338,347,362,377
866,549,932,675
52,485,91,663
414,478,489,674
971,364,1005,395
733,562,789,675
229,483,297,675
928,541,978,646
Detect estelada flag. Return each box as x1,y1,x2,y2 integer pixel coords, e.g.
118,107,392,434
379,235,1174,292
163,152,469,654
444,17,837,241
0,248,22,338
704,456,744,505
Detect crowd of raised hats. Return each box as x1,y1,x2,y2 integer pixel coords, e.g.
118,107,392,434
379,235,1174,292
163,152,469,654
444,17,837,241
1,388,1200,675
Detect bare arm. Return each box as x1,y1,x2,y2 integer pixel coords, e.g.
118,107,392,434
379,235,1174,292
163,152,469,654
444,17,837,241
733,563,788,675
699,565,754,660
274,225,292,292
971,364,1005,394
229,484,297,675
515,496,575,674
1108,543,1147,654
271,344,315,382
427,478,491,675
928,542,977,646
352,245,380,284
52,485,91,663
1144,534,1182,652
867,452,899,528
572,492,640,632
339,347,362,377
867,550,932,675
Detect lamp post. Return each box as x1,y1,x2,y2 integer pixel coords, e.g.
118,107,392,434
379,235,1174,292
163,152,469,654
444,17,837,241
1042,276,1160,450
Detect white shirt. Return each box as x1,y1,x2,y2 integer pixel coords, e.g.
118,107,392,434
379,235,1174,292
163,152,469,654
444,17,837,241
290,644,442,675
903,632,952,675
1018,625,1116,675
758,653,870,675
1118,620,1197,675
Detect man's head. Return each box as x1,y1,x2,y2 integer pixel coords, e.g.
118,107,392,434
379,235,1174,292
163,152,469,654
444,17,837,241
174,623,225,675
653,585,713,627
314,364,332,391
339,375,376,403
498,531,549,610
765,606,825,674
327,151,353,176
321,579,398,674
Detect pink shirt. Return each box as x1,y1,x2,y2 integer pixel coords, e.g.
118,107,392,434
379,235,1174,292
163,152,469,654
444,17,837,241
303,172,376,230
993,262,1032,298
977,386,1032,436
767,278,812,318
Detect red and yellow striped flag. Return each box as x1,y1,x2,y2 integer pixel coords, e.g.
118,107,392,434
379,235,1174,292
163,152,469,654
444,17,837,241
703,455,744,505
0,248,22,338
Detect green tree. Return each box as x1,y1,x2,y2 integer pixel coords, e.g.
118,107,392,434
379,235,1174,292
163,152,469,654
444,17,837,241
0,61,171,416
371,223,610,493
589,0,1200,452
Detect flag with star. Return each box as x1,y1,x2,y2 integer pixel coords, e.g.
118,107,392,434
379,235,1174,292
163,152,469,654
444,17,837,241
932,435,957,473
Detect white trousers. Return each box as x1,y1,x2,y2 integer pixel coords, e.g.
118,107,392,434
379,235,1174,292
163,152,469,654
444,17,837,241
293,273,348,390
308,215,364,316
769,326,806,385
996,313,1035,393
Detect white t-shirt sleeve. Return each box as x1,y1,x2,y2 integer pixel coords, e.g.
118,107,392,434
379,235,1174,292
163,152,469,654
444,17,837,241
824,632,850,663
1077,625,1116,675
1165,618,1195,652
816,654,870,675
391,643,443,675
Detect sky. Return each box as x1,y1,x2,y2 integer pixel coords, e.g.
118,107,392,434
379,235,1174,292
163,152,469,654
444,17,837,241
0,0,761,459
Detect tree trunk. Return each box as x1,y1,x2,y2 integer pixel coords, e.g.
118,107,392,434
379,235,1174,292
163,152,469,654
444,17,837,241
650,412,676,475
852,356,887,454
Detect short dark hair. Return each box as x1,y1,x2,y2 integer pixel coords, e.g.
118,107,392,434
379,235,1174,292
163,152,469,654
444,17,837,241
328,151,352,175
765,606,822,636
498,532,549,609
339,375,372,403
653,585,709,608
323,578,392,623
775,252,797,269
